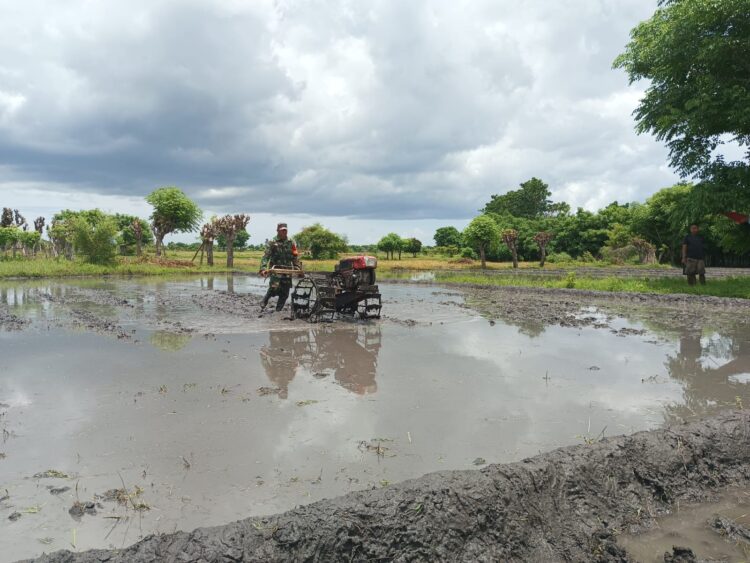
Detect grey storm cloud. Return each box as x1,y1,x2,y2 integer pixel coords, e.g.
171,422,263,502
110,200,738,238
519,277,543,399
0,0,679,220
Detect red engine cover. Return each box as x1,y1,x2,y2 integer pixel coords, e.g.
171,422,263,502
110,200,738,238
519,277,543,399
340,256,378,270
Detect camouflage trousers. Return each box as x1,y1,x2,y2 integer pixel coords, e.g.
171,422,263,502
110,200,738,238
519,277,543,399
262,276,293,310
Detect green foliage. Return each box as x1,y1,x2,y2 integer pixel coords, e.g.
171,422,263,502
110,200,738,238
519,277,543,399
403,238,422,257
0,226,21,248
18,231,41,248
377,233,404,260
614,0,750,198
460,247,478,259
72,216,119,265
483,178,563,219
463,215,500,266
546,252,572,263
433,226,463,247
146,187,202,252
605,223,634,249
114,214,153,249
295,223,348,259
217,229,249,251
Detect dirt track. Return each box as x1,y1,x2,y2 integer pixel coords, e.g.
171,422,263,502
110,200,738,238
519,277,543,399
28,410,750,563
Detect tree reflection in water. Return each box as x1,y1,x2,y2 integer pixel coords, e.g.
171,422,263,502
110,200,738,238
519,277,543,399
665,321,750,421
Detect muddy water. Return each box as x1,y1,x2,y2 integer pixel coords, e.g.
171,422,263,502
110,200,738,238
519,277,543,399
1,276,750,561
619,489,750,562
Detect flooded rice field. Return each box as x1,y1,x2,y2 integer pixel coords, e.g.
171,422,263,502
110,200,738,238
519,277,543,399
1,276,750,561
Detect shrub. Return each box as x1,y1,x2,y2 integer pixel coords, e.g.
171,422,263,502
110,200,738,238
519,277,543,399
460,247,477,259
72,216,119,265
577,251,597,263
546,252,572,263
601,245,639,265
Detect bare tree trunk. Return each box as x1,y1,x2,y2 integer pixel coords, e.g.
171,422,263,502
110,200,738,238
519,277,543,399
479,246,486,269
136,237,142,257
155,235,164,257
207,243,214,266
226,236,235,267
539,245,547,267
510,244,518,268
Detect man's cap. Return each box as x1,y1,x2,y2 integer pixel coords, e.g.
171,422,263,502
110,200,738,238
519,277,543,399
277,222,288,230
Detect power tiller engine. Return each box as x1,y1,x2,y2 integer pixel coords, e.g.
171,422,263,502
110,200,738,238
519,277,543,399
290,255,382,321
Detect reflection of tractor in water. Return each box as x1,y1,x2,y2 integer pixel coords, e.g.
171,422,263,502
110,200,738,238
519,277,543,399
259,325,382,395
287,256,382,321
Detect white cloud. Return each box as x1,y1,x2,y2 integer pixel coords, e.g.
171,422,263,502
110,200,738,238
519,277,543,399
0,0,681,242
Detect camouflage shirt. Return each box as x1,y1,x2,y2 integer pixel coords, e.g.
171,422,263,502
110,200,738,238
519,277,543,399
260,236,300,272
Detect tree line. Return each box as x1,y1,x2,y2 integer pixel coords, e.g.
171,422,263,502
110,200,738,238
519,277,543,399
434,178,750,269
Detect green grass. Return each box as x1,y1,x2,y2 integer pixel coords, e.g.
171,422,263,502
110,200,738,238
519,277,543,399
1,253,746,299
425,272,750,299
0,257,236,278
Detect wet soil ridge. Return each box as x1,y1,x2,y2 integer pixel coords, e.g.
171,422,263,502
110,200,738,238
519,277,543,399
462,285,750,334
29,411,750,563
0,305,28,330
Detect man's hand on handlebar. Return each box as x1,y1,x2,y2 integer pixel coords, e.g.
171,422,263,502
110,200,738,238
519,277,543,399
260,269,269,278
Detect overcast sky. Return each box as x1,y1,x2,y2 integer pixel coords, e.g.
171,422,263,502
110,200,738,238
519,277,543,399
0,0,678,244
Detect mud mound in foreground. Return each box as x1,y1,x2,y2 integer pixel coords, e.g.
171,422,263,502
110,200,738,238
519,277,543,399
29,411,750,563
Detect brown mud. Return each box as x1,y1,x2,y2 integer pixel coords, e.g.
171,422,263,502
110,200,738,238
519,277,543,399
460,284,750,335
4,277,750,561
28,411,750,562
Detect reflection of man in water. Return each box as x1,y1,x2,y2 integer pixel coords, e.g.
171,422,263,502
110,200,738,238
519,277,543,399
259,331,299,399
259,326,381,396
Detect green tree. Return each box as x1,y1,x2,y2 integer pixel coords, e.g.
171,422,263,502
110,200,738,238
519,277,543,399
49,209,111,259
463,216,500,268
614,0,750,204
145,187,202,256
0,226,20,255
433,226,462,247
629,183,694,262
72,215,119,265
294,223,348,259
404,238,422,257
217,229,249,251
377,233,404,260
114,214,153,255
483,178,553,218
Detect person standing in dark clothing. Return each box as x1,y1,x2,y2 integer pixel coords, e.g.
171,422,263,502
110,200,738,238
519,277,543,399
682,224,706,286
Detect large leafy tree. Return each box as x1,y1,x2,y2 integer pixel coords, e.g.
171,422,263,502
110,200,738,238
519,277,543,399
403,237,422,257
463,215,500,268
145,187,202,256
614,0,750,209
433,226,462,248
483,178,554,219
295,223,348,259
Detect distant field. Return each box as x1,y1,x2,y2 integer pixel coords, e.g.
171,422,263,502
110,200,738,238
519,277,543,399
2,250,747,299
0,249,671,279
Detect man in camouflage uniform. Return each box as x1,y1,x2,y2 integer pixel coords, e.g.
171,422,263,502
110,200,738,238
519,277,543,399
259,223,301,311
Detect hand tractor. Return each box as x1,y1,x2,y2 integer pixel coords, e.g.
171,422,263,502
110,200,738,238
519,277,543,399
284,255,382,321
